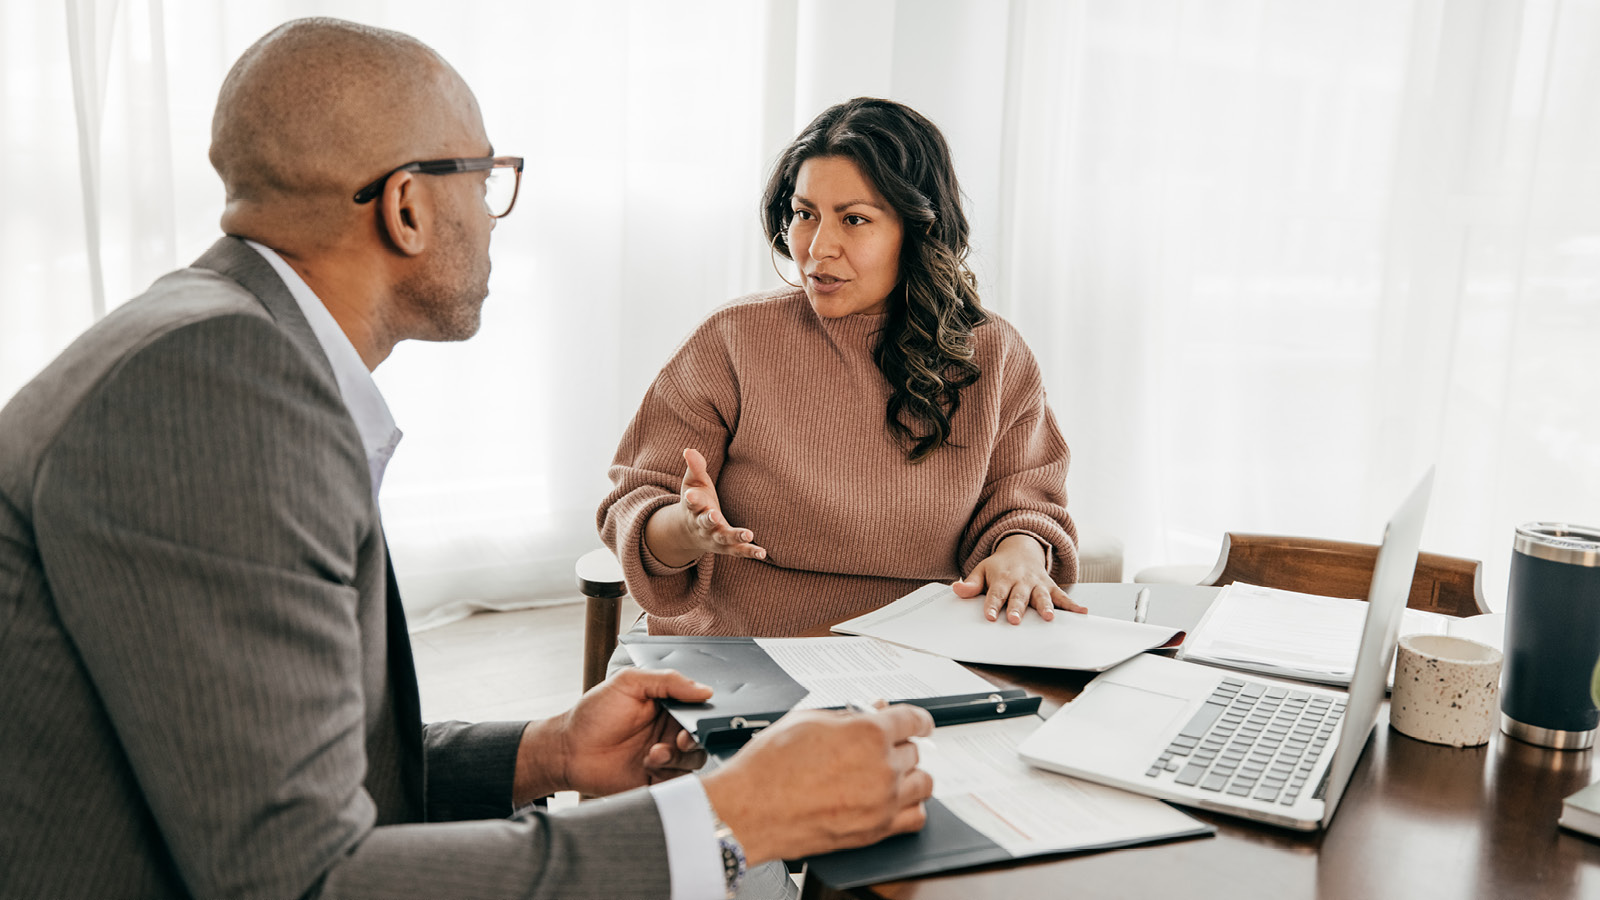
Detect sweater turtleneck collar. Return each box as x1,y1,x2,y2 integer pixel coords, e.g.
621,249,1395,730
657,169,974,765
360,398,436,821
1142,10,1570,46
814,306,889,350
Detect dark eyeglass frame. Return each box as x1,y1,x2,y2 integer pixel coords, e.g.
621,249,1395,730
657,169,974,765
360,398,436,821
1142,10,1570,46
352,155,525,218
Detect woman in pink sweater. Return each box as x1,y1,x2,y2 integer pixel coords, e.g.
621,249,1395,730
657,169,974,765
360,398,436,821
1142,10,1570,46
599,98,1080,637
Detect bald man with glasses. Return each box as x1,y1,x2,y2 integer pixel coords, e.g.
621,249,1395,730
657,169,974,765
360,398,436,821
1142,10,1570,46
0,18,932,900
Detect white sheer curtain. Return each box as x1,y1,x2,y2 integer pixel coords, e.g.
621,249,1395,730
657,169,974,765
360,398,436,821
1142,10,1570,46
992,0,1600,608
4,0,1595,626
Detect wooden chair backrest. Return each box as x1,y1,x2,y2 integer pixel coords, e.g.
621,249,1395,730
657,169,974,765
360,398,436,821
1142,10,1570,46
1200,533,1488,618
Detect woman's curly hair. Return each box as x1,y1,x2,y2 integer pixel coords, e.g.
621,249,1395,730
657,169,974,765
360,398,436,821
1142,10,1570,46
760,97,989,463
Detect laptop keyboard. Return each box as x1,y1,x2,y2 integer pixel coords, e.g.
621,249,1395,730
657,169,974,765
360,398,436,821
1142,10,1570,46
1144,677,1345,807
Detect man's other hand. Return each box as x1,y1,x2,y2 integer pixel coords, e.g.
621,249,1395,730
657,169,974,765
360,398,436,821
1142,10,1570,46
514,668,711,804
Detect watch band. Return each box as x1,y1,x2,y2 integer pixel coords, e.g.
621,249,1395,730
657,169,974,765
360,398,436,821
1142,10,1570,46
711,813,748,899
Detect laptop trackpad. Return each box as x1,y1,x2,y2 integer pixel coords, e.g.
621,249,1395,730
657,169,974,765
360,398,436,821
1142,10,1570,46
1075,682,1195,746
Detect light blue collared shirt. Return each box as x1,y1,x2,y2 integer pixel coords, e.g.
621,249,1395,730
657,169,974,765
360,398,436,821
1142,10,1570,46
243,240,727,900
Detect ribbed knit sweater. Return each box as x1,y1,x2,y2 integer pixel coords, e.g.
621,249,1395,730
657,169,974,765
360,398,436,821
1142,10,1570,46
598,287,1078,636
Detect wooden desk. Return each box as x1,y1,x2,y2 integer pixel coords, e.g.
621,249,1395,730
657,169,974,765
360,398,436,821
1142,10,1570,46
800,584,1600,900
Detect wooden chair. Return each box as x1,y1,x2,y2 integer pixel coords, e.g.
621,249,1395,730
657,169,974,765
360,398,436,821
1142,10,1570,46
576,548,628,692
1198,533,1489,617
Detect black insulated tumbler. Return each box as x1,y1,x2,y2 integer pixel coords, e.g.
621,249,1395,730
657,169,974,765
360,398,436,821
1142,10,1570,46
1501,523,1600,750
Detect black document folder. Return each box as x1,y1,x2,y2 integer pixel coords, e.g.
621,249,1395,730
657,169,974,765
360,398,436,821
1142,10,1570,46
807,797,1005,888
621,634,1039,750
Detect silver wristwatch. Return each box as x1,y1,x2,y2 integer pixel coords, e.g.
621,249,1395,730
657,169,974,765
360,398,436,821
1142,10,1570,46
711,814,747,899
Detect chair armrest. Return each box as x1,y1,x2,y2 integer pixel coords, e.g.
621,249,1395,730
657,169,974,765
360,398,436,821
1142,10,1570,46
577,549,628,692
577,547,627,600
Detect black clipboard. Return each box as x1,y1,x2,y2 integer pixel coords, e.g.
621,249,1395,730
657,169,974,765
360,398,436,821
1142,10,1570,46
620,634,1039,750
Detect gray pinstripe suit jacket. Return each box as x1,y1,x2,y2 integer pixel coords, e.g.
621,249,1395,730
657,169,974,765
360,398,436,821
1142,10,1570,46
0,237,670,899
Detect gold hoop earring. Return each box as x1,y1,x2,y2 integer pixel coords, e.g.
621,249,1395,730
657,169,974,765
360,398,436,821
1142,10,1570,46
769,230,801,289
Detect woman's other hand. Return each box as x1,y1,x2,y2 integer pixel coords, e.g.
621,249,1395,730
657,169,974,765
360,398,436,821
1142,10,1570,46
953,533,1086,624
643,448,769,567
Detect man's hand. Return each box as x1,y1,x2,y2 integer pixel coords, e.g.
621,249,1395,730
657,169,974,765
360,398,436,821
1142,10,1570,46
513,668,711,804
643,448,768,568
700,704,935,866
952,533,1087,624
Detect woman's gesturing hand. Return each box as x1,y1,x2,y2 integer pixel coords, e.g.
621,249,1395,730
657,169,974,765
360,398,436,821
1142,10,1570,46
643,448,769,568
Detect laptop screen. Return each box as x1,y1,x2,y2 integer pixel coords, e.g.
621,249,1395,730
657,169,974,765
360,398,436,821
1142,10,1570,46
1317,467,1435,824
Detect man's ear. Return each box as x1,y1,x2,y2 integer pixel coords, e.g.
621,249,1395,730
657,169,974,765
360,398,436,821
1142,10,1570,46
380,172,428,257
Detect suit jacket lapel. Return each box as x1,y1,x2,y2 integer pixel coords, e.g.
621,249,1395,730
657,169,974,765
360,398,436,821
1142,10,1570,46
384,536,427,815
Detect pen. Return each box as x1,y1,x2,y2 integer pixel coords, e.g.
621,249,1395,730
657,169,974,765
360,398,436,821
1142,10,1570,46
1133,587,1151,624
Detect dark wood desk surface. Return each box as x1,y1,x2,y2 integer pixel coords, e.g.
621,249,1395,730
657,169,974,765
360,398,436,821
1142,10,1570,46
800,584,1600,900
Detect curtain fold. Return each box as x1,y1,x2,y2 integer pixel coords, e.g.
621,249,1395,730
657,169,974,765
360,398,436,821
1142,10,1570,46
65,0,112,320
7,0,1594,626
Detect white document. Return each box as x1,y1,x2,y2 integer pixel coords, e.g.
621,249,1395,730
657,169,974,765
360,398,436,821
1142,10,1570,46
753,636,998,709
832,583,1182,671
1177,583,1505,686
922,717,1209,856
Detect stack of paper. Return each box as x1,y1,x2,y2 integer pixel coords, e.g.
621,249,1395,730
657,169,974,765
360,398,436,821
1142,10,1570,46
1176,583,1505,686
831,583,1183,671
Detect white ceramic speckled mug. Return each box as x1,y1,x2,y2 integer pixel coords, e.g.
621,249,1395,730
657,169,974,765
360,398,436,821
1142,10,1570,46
1390,634,1503,747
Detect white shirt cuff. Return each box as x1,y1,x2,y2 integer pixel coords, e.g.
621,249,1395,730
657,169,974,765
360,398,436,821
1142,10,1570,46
650,774,725,900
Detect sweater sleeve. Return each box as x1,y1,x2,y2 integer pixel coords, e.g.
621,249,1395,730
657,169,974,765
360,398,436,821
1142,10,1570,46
958,348,1079,587
597,326,739,619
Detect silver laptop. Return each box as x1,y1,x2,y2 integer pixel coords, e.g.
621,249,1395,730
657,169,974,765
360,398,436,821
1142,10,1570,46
1018,469,1433,831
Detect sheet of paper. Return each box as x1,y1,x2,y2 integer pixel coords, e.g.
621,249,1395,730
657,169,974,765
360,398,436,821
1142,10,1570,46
922,717,1207,856
832,583,1181,671
754,636,996,709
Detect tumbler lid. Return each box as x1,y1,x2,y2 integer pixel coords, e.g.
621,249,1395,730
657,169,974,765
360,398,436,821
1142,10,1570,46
1514,523,1600,567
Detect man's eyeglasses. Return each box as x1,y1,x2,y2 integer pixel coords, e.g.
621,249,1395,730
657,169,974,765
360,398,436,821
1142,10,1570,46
352,156,524,218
